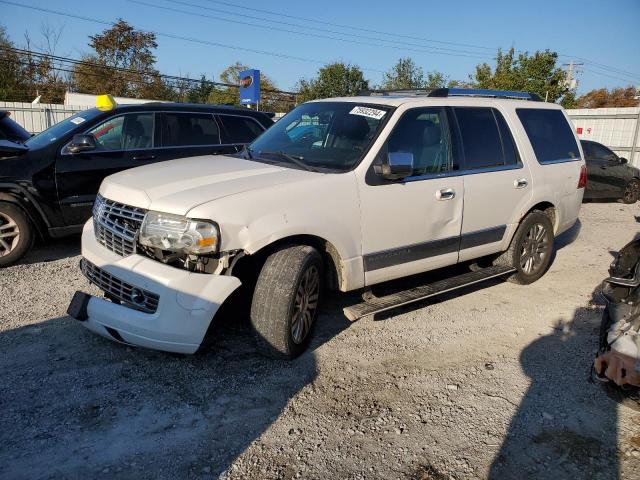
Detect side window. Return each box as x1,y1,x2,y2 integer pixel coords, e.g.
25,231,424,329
385,107,454,176
591,142,616,161
516,108,580,164
454,107,505,170
218,115,264,144
581,141,595,160
494,110,520,166
88,113,154,151
162,113,220,147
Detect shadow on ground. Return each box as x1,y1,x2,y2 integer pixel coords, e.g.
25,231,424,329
0,298,351,479
488,287,620,480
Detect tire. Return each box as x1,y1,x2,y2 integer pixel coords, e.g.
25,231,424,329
0,203,34,267
622,179,639,204
494,211,555,285
250,245,323,359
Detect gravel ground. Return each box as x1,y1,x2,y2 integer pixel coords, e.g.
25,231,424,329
1,203,639,480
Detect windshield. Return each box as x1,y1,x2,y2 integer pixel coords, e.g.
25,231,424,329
247,102,392,172
25,109,102,149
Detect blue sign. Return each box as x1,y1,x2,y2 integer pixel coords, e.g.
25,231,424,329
239,69,260,105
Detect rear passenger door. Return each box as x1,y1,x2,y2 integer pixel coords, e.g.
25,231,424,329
159,112,238,159
453,107,532,262
217,114,267,150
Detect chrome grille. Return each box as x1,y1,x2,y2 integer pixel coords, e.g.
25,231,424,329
80,259,159,314
93,194,146,257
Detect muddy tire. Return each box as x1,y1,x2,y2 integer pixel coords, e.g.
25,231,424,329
0,203,34,268
495,211,555,285
622,179,639,204
250,245,323,359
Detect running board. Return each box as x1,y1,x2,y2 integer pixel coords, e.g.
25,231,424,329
343,265,516,321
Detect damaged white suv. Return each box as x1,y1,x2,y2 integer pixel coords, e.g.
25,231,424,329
69,88,586,358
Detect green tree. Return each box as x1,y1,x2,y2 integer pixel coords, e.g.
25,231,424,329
71,19,171,99
381,58,424,89
187,75,214,104
0,26,28,101
296,62,368,102
473,48,569,102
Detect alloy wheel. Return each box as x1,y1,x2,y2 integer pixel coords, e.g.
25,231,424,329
0,212,20,257
519,223,550,275
291,264,320,344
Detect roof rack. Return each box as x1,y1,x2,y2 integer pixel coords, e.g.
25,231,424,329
359,87,542,102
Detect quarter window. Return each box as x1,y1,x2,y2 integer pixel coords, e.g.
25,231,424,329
454,107,514,170
218,115,264,144
385,107,454,176
516,108,580,163
88,113,154,151
162,113,220,147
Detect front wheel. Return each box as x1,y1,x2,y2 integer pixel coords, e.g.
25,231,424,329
622,179,639,204
250,245,323,359
495,211,555,285
0,203,34,267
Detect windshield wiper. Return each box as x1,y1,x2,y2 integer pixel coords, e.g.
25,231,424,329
258,151,319,172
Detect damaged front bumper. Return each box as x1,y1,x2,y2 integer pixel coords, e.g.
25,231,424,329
593,239,640,388
69,220,242,354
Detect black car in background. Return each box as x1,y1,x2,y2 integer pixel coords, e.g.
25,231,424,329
582,139,639,204
0,110,31,143
0,103,273,266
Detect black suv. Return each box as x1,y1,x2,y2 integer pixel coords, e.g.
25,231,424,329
582,139,639,204
0,103,273,266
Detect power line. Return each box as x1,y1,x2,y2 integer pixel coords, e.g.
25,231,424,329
0,0,385,74
155,0,495,59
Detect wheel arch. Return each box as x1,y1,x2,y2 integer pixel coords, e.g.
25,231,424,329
520,201,557,233
0,189,47,238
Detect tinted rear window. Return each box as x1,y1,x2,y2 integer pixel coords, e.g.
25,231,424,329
516,109,580,163
218,115,264,144
163,112,220,147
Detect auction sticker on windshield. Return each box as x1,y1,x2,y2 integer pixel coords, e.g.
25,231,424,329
349,106,386,120
70,117,86,125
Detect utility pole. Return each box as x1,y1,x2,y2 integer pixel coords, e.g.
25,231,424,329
562,61,584,91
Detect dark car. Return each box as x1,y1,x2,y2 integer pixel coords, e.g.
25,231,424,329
0,110,31,143
581,139,639,204
0,102,273,266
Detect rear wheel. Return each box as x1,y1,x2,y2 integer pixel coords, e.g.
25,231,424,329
622,179,639,204
495,211,555,285
0,203,34,267
250,245,323,359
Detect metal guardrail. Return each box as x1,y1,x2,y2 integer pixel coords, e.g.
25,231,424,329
0,101,89,134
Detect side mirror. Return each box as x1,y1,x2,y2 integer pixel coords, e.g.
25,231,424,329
374,152,414,180
67,134,97,154
0,139,29,157
619,157,628,165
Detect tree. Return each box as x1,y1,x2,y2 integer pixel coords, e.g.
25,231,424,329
296,62,368,102
381,58,424,90
186,75,214,104
0,26,27,101
71,19,171,99
575,86,639,108
473,48,569,103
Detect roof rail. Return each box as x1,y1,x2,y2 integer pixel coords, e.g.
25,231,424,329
428,88,542,101
358,87,542,102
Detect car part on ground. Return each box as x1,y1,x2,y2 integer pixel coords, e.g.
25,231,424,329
593,238,640,400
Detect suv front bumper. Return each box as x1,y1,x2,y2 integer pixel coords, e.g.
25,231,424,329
70,220,241,354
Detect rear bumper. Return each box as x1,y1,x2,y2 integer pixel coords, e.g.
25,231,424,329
75,220,241,354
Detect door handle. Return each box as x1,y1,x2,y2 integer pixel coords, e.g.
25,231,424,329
132,154,156,161
436,188,455,200
514,178,528,189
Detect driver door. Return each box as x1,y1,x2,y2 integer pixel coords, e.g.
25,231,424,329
357,107,464,285
55,112,160,225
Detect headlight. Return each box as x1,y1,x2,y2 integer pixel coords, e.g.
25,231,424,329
138,211,219,254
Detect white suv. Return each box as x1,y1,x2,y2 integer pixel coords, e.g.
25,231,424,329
68,88,586,358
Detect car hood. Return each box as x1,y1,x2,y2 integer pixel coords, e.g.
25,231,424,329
99,154,316,216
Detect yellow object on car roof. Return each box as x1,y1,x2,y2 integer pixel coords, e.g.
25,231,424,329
96,94,117,112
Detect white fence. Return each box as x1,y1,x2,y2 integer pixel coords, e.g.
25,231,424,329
566,107,640,167
0,101,89,134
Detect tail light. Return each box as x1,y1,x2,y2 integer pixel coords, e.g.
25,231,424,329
577,164,587,189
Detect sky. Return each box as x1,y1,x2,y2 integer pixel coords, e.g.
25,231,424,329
2,0,639,95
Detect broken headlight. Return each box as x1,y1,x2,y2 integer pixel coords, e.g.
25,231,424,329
138,211,220,255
